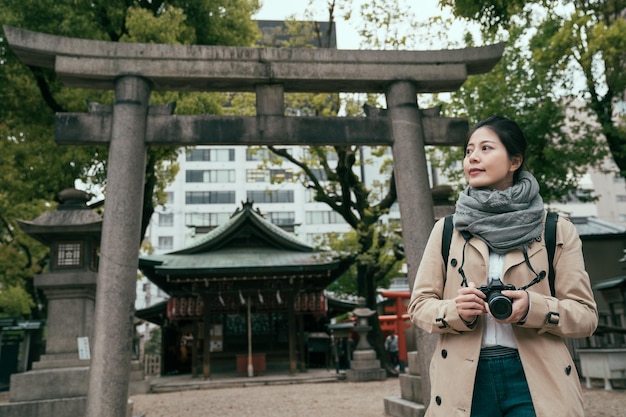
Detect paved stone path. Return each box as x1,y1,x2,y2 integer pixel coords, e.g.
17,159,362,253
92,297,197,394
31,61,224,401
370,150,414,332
130,377,626,417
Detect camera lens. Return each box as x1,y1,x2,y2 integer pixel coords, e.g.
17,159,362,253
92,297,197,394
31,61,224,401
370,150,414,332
488,293,512,320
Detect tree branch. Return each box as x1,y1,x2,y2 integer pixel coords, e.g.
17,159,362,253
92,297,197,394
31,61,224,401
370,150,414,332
28,66,64,114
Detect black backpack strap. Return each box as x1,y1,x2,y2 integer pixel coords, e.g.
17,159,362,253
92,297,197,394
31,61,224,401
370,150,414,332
442,215,453,268
545,211,558,296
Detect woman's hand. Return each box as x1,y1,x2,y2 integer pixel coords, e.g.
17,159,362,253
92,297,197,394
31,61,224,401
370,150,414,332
495,289,530,324
455,282,487,324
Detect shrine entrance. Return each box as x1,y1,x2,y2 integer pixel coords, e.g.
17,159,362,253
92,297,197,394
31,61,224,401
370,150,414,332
4,24,504,417
137,201,348,377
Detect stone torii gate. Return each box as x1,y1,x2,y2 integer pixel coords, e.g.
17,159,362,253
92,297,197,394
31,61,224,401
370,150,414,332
4,25,504,417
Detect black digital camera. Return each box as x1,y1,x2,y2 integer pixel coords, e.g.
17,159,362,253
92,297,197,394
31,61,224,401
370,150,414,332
477,278,516,320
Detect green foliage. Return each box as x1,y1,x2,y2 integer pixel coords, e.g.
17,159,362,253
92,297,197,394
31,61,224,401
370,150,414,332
320,227,403,296
144,327,162,355
0,0,261,319
441,21,608,203
342,0,420,49
122,6,196,44
0,285,36,316
444,0,626,181
442,0,539,34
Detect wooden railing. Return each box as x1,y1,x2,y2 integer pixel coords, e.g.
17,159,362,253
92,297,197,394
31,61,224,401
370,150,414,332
144,354,161,376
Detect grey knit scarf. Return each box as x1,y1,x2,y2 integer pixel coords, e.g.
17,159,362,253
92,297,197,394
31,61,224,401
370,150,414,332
453,171,545,254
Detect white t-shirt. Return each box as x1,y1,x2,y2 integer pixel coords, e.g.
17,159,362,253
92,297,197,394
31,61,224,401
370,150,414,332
481,252,518,349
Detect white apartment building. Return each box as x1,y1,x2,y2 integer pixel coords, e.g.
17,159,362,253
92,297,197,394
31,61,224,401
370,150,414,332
145,146,398,252
136,144,399,309
548,165,626,226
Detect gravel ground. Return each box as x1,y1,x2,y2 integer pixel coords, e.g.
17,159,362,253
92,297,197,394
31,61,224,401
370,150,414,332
1,376,622,416
130,378,626,417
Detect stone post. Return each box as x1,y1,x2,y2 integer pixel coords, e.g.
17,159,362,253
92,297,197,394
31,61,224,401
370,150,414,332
86,76,151,417
386,81,438,408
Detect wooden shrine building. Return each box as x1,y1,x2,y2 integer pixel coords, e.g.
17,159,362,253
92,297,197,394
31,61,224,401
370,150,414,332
137,201,350,378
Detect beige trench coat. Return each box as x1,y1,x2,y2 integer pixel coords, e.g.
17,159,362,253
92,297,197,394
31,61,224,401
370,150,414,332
408,214,598,417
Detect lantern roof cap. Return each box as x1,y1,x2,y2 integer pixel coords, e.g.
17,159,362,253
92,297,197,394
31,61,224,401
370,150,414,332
18,188,102,245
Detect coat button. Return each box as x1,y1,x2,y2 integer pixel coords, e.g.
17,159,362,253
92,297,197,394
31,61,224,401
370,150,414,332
441,350,447,358
435,396,442,405
565,365,572,375
451,259,458,267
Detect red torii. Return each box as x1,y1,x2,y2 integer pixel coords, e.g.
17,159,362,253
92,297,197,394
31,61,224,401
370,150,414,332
378,290,411,364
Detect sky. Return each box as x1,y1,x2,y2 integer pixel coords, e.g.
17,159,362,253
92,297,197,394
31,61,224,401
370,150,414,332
252,0,468,50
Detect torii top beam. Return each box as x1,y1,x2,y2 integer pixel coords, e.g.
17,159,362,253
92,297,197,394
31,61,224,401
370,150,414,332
3,25,505,94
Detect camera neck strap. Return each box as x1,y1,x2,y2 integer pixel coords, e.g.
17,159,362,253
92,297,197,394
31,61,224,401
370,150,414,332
442,212,558,296
517,249,547,291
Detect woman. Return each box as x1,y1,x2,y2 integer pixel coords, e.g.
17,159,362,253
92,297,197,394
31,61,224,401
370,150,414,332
408,116,598,417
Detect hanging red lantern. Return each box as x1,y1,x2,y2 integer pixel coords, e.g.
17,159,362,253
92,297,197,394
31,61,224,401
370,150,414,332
319,293,326,312
179,297,187,316
187,297,195,316
195,297,203,316
308,293,316,311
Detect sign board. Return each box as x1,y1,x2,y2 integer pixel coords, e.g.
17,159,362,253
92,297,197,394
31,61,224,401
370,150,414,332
78,336,91,360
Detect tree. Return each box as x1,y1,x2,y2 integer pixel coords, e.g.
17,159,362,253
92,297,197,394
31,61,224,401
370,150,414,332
144,327,162,356
443,0,626,179
247,0,420,374
435,19,608,203
0,0,261,318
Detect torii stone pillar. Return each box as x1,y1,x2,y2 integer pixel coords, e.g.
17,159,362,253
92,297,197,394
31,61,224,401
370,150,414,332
3,24,504,417
386,81,438,411
85,76,151,417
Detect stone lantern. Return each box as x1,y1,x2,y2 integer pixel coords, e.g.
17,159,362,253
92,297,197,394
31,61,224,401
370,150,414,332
345,297,386,382
352,297,376,351
0,188,102,417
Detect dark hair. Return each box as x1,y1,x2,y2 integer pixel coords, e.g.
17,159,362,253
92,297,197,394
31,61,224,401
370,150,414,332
465,115,527,182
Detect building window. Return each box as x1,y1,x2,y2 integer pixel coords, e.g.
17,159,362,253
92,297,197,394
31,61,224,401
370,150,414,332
305,189,317,203
247,169,268,183
158,236,173,250
186,169,235,183
303,148,338,161
165,192,174,204
55,241,83,267
270,169,294,183
158,213,174,227
617,195,626,203
306,210,345,224
566,189,595,203
246,147,288,162
575,189,594,202
185,212,230,227
307,168,328,181
247,148,266,161
186,148,235,162
186,191,236,204
268,211,295,226
247,190,294,203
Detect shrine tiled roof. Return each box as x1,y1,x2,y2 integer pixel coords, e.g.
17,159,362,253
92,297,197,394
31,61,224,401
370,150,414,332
139,202,349,294
171,201,312,254
145,247,341,275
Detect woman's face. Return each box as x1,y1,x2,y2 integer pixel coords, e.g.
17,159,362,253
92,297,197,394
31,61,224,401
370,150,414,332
463,127,522,190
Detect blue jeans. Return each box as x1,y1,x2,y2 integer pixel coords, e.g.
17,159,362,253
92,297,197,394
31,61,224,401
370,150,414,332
470,351,536,417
